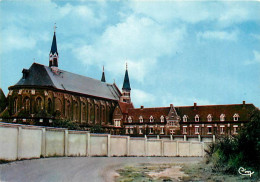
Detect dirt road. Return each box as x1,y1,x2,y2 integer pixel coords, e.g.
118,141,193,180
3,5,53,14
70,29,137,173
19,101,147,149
0,157,202,182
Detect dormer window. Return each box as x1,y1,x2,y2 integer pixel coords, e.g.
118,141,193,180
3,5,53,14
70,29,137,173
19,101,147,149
160,115,164,123
195,114,199,122
150,116,154,122
233,113,239,121
183,115,188,122
128,116,132,123
220,114,225,121
139,116,143,123
207,114,212,122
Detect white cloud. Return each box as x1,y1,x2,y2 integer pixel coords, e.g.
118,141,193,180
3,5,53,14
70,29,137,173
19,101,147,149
131,89,155,107
129,1,260,26
197,30,238,41
73,15,186,82
245,50,260,65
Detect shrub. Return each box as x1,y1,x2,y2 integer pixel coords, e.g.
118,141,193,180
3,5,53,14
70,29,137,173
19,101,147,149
205,109,260,175
50,119,80,130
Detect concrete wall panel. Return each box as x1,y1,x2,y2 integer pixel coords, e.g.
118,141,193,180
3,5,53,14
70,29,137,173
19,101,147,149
110,137,127,156
46,130,65,157
178,142,190,156
163,141,177,156
90,135,108,156
68,133,87,156
147,140,161,156
19,129,42,159
0,127,18,160
129,139,145,156
190,142,203,157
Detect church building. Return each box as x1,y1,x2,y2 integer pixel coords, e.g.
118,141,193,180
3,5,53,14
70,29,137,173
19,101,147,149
2,28,134,134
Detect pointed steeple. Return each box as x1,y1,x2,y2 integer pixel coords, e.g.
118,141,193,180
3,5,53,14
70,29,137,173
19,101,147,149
101,66,106,82
49,23,59,70
120,63,131,103
122,63,131,90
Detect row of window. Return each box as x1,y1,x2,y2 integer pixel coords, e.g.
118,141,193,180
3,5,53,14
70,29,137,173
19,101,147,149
182,125,238,134
127,113,240,123
183,113,239,122
128,115,165,123
125,126,165,135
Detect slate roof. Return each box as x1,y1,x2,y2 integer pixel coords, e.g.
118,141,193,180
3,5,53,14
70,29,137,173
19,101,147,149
122,69,131,90
127,103,256,123
13,63,121,100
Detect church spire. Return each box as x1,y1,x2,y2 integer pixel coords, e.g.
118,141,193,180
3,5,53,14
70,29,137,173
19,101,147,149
101,66,106,82
122,63,131,90
49,23,59,70
120,62,131,103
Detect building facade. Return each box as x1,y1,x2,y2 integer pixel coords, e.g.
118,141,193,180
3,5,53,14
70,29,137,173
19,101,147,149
123,102,256,136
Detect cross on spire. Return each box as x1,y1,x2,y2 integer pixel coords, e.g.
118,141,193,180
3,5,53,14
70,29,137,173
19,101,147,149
54,23,57,33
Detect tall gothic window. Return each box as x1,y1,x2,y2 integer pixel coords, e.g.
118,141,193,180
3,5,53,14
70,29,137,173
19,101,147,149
73,102,78,121
24,97,30,113
13,98,18,114
66,100,71,118
36,97,42,112
82,103,86,122
47,99,52,114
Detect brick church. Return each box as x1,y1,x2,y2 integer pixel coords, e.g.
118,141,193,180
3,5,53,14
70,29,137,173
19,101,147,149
0,29,257,136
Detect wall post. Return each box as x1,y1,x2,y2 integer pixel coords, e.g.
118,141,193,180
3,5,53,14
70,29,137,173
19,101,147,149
107,134,111,157
41,128,46,157
64,129,68,157
198,135,201,142
161,140,164,157
170,135,173,140
184,135,187,141
144,135,147,156
176,141,179,156
126,136,130,156
87,132,90,156
17,126,22,160
213,135,216,142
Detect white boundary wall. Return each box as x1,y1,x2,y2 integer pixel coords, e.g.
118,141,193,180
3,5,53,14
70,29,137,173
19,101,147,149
0,123,210,161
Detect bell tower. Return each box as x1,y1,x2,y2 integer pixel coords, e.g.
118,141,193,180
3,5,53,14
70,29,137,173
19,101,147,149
120,63,131,103
49,24,59,72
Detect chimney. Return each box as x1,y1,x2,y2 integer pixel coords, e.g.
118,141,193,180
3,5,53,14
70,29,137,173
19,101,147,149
242,101,246,109
22,69,29,79
140,105,144,109
194,103,197,110
170,104,173,107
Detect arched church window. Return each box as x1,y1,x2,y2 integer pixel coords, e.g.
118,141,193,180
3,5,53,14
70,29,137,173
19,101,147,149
66,100,71,118
47,99,52,114
13,98,18,114
24,97,30,113
36,97,42,112
82,103,86,122
73,102,78,121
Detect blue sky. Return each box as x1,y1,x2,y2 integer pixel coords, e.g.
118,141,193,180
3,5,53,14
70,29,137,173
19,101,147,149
0,0,260,108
